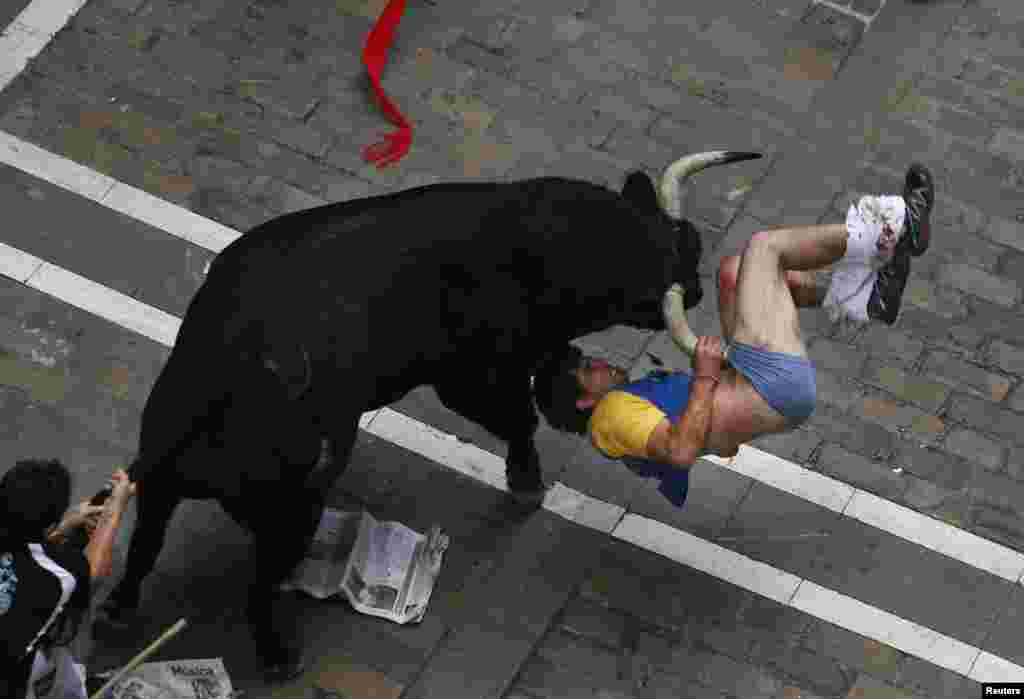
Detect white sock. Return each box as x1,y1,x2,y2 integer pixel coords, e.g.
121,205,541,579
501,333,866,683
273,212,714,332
823,195,907,324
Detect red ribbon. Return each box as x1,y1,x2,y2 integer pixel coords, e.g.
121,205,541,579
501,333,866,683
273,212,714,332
361,0,412,168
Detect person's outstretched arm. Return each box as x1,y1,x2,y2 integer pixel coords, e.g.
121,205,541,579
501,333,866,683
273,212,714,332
83,470,135,581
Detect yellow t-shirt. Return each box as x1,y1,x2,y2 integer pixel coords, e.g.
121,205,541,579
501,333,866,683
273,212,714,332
588,389,665,459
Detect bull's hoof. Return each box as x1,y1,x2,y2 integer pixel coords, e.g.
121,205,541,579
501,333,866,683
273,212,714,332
507,485,547,510
265,649,306,684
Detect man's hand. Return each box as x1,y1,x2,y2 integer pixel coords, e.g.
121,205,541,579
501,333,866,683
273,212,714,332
692,335,724,381
48,500,104,543
107,468,136,505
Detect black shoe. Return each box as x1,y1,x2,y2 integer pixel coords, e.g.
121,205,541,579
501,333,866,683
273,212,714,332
898,163,934,257
866,247,911,326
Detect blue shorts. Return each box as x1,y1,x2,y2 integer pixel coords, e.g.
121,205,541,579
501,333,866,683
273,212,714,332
727,341,817,426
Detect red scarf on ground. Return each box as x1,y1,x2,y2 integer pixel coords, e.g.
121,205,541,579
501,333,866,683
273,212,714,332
362,0,412,167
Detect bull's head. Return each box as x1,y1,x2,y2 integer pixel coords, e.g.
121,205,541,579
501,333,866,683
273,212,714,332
620,150,762,329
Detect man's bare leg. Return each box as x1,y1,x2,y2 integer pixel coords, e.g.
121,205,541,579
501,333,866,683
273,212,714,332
727,223,848,356
718,257,827,340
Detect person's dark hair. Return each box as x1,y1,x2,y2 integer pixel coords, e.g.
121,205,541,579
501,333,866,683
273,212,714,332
0,459,72,549
0,459,86,651
533,344,592,436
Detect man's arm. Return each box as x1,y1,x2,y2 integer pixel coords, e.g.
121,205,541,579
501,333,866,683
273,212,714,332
645,376,717,467
645,335,724,467
84,470,135,581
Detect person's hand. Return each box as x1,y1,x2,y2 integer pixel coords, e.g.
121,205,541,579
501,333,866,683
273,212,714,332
692,335,724,382
107,469,136,505
60,500,105,534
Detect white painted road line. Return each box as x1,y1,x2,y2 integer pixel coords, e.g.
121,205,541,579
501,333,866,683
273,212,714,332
711,446,1024,584
614,514,804,606
788,579,979,677
2,244,1021,681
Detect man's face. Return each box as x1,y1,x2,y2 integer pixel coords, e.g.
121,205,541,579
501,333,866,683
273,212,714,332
573,358,628,407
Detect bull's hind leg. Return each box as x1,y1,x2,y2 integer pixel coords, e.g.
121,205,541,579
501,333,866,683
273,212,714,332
99,477,181,624
221,482,320,683
435,366,544,504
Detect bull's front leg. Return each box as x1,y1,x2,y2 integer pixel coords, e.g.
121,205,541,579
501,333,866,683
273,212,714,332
435,364,546,507
98,474,181,625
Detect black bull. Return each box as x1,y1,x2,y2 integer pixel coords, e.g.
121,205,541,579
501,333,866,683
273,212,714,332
98,151,761,677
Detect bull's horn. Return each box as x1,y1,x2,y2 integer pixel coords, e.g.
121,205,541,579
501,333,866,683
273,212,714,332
663,284,698,357
658,151,762,220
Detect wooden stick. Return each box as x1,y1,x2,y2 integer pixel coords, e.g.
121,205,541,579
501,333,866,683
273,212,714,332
89,618,188,699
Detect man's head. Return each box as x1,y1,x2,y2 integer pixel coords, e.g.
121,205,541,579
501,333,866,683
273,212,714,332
0,459,71,542
534,345,628,436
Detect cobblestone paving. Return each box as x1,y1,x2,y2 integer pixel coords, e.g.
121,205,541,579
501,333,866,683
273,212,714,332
1,0,1023,696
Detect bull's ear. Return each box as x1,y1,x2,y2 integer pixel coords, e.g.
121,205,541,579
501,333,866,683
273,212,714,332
622,171,659,212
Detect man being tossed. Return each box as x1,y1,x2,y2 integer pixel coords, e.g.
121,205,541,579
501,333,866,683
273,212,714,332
534,164,934,507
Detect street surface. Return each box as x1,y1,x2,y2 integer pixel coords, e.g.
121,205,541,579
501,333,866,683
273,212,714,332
1,0,1024,697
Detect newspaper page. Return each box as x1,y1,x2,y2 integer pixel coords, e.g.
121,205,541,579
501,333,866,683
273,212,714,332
282,508,449,624
100,659,233,699
279,508,361,599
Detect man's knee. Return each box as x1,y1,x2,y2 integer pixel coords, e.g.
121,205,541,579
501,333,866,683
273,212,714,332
718,255,741,295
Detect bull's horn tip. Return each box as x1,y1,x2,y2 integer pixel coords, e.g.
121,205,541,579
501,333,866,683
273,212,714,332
722,151,763,162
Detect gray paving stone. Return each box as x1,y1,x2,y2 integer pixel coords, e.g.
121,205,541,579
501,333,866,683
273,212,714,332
626,458,752,541
856,389,944,445
887,314,961,357
1008,445,1024,481
698,651,782,698
991,127,1024,162
754,643,854,698
580,90,658,131
934,103,996,146
580,537,749,633
947,393,1024,449
970,468,1024,513
942,427,1006,472
857,326,925,365
533,629,625,685
971,503,1024,553
805,403,897,461
811,372,868,415
980,582,1024,667
844,674,919,699
963,298,1024,347
983,215,1024,253
936,262,1022,308
511,654,635,699
899,475,966,518
986,338,1024,375
903,277,969,320
818,443,908,501
939,141,1023,223
719,479,841,554
928,228,1006,276
749,427,822,465
807,337,866,375
899,654,983,699
557,597,627,650
923,350,1014,403
922,73,1024,130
